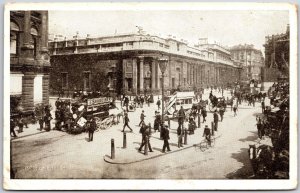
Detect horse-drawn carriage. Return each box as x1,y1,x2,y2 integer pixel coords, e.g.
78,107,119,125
208,96,233,112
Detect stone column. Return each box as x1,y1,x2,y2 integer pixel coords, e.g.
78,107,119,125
40,11,48,52
139,57,144,93
23,11,31,48
151,59,155,92
42,74,50,105
22,72,35,112
156,61,160,90
132,58,138,95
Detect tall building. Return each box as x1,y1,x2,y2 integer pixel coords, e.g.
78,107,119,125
230,44,264,82
10,11,50,113
48,32,241,96
263,25,289,82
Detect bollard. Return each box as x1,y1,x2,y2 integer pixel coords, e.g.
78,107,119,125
144,136,149,155
198,114,201,128
184,129,188,145
211,122,214,136
111,139,115,159
123,132,127,148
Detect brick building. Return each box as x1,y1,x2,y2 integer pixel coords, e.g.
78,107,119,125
49,32,241,96
10,11,50,113
230,44,264,81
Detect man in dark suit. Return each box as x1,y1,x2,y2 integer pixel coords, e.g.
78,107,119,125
213,110,219,131
162,125,171,153
138,123,153,152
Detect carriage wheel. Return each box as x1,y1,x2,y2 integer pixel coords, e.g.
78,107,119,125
199,140,208,152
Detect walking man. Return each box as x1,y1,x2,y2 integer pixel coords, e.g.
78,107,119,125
122,113,133,132
201,107,207,123
177,124,184,148
87,117,96,142
213,110,219,131
138,123,153,152
139,110,146,126
233,105,238,117
219,106,225,122
162,125,171,153
178,106,185,130
157,97,161,110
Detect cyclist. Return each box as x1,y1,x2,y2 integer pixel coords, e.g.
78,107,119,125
202,125,211,145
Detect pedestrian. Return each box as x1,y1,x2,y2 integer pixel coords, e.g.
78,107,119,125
18,116,24,133
261,100,265,113
44,112,52,131
188,117,196,134
162,125,171,153
10,118,17,137
138,123,153,152
177,124,184,148
203,125,211,145
87,117,96,142
219,106,225,122
153,111,161,132
256,116,263,139
201,107,207,123
233,105,238,117
178,106,185,130
38,116,44,131
139,110,146,126
213,110,219,131
157,97,161,110
122,113,133,132
140,96,144,108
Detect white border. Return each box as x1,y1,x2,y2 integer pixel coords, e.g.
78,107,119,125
3,2,298,190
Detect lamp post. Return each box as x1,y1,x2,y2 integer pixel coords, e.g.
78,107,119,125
158,58,168,126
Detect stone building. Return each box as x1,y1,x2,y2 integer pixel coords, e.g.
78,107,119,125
263,25,289,82
230,44,264,82
10,11,50,113
49,32,241,96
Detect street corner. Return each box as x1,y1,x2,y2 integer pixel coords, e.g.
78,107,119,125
103,142,197,165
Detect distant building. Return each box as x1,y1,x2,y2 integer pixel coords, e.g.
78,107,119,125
48,32,241,96
230,44,264,82
10,11,50,113
263,25,289,82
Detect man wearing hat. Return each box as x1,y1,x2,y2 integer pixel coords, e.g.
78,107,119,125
162,125,171,153
213,110,219,131
203,125,211,145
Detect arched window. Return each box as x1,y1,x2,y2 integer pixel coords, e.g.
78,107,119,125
30,27,39,57
10,21,20,55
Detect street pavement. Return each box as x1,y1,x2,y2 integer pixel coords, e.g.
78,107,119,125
11,89,268,179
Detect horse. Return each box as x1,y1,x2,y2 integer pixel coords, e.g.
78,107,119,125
248,144,275,178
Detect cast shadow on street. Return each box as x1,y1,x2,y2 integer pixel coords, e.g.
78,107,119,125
238,131,258,143
225,147,254,179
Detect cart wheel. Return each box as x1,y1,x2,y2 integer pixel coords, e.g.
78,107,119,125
199,140,208,152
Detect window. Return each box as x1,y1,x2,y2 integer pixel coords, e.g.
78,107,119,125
10,73,23,95
30,27,39,57
159,43,163,47
177,43,180,51
10,21,20,55
83,71,91,90
61,72,68,89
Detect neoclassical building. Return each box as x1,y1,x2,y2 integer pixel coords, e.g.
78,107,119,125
49,32,241,96
10,11,50,113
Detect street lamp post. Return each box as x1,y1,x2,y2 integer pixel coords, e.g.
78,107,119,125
158,58,168,127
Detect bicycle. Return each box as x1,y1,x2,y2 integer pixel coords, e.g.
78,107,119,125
195,136,216,152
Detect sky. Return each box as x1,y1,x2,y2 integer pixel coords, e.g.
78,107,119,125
49,10,289,52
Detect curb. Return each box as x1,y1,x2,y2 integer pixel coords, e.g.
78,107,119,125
104,134,222,165
11,130,47,141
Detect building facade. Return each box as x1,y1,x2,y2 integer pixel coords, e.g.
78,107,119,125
49,32,241,96
230,44,264,82
10,11,50,113
263,25,289,82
